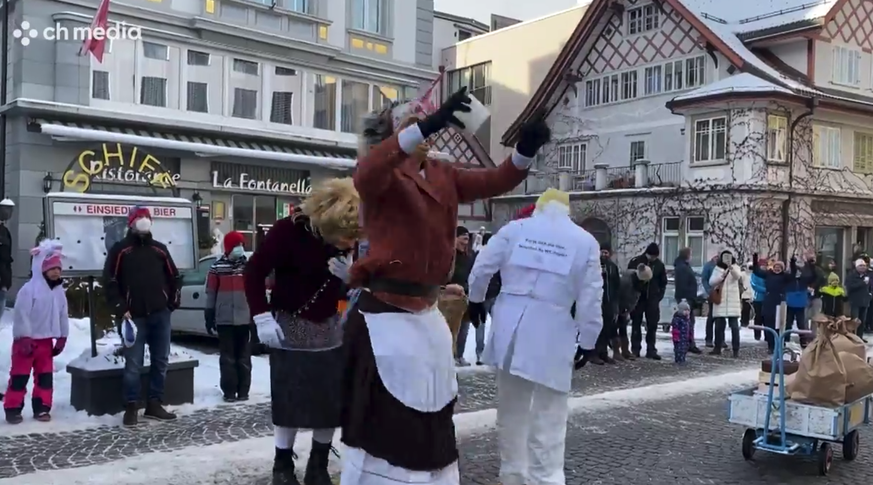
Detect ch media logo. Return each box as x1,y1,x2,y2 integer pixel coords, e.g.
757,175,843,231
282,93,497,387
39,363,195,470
12,21,39,47
12,21,141,47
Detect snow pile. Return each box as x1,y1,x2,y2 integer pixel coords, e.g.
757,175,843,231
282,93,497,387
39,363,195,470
0,315,273,435
67,329,196,372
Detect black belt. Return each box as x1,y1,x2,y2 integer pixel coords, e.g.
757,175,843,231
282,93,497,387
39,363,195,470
367,277,440,298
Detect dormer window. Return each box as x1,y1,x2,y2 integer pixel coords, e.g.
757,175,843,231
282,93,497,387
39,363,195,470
627,4,659,36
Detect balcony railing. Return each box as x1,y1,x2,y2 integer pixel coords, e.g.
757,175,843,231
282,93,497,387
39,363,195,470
523,161,683,194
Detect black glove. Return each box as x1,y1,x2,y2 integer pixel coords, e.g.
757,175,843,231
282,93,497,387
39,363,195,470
574,346,595,369
468,301,487,329
752,253,758,266
417,87,472,139
205,309,216,336
515,110,552,158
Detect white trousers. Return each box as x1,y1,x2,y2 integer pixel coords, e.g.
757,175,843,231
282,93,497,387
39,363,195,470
497,369,569,485
340,447,459,485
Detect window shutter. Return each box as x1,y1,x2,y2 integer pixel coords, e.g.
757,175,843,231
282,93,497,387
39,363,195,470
832,47,839,82
832,129,842,168
813,126,821,166
856,51,862,84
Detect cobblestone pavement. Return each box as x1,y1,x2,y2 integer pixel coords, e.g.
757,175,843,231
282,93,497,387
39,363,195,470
459,387,873,485
0,343,765,479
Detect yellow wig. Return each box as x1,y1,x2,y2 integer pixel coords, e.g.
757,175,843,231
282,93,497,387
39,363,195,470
295,177,361,243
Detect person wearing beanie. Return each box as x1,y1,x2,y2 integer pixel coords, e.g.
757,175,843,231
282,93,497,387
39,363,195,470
821,272,846,318
445,225,474,366
5,240,68,424
751,253,800,353
626,242,668,360
103,204,182,426
466,187,602,485
671,300,692,364
845,258,871,340
590,241,621,365
205,231,252,402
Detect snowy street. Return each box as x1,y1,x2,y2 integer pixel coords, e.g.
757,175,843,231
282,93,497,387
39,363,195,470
3,316,872,484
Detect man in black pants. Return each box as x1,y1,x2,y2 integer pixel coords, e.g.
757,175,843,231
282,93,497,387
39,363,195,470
592,242,621,364
628,243,668,360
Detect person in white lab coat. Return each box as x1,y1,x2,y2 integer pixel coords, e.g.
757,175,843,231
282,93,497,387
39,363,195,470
466,188,603,485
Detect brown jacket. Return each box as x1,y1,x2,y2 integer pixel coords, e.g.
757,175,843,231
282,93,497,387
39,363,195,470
350,130,528,311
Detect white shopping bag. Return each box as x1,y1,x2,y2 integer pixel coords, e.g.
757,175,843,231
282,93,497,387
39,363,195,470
121,317,137,348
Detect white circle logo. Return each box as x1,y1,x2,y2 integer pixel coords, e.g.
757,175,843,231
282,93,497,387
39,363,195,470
12,21,39,47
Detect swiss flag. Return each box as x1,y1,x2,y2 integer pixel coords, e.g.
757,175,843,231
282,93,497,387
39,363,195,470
80,0,111,63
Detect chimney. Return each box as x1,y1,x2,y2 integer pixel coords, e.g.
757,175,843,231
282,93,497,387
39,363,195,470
558,172,572,191
633,159,650,188
594,163,608,190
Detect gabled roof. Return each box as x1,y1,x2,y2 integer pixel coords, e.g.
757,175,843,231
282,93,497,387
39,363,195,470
502,0,838,145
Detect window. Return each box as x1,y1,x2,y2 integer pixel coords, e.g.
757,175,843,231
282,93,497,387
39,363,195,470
600,74,619,104
664,59,683,91
187,82,208,113
458,30,472,41
766,114,787,162
557,143,587,173
685,216,705,268
371,85,398,110
621,70,637,100
91,70,109,100
340,80,369,133
854,132,873,174
287,0,308,13
627,4,659,35
630,140,646,163
833,46,861,86
142,41,168,60
352,0,382,33
233,59,259,76
182,257,215,286
813,125,841,168
447,62,491,105
187,50,210,66
662,217,680,265
275,66,297,76
644,65,661,95
585,78,601,107
685,56,705,88
312,75,337,130
270,92,294,125
693,117,727,162
232,88,258,119
140,77,167,107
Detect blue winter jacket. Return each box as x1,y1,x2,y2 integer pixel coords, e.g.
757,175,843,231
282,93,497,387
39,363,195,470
750,273,766,303
785,277,809,309
701,260,717,294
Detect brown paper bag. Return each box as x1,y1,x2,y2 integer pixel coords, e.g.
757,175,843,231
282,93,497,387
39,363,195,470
789,323,848,407
841,351,873,403
830,317,867,361
438,293,467,353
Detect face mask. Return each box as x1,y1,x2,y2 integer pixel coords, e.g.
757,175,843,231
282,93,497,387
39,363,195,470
229,245,245,260
134,217,152,233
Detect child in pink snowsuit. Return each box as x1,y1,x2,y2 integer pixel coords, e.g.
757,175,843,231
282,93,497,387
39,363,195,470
5,240,69,424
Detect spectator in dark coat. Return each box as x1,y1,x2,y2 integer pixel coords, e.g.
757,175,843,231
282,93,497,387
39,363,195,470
450,226,475,366
616,264,653,360
627,243,668,360
751,255,798,353
846,258,871,340
591,242,621,365
673,247,698,304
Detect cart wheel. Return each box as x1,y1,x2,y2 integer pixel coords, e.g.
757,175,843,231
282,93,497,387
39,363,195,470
818,442,833,475
843,430,860,461
742,428,756,460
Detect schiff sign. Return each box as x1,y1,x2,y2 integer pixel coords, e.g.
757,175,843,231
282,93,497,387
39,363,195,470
62,143,181,193
211,171,312,195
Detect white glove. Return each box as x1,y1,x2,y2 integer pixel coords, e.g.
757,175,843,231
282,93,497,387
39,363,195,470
328,255,351,283
253,312,285,348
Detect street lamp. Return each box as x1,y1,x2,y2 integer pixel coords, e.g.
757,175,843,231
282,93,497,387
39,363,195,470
42,172,52,193
192,191,202,205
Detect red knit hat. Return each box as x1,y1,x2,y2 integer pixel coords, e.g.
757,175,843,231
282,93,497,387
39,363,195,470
223,231,245,255
515,204,535,219
127,205,152,227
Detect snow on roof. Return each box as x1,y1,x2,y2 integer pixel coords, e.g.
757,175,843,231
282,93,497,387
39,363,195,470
672,72,794,101
686,0,834,33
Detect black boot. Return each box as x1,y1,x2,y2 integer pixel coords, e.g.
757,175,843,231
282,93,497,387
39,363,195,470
5,408,22,425
122,402,138,427
273,448,301,485
143,400,177,421
645,351,662,361
303,441,333,485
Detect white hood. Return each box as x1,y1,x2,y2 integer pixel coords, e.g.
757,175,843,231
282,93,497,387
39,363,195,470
29,239,63,285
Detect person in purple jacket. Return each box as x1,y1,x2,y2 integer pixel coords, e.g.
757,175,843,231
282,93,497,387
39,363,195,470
243,178,360,485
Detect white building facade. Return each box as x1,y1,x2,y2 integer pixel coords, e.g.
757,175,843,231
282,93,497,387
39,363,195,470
495,0,873,279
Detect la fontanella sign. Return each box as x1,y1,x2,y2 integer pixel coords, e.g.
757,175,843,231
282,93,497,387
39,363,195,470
62,143,181,193
210,161,312,195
